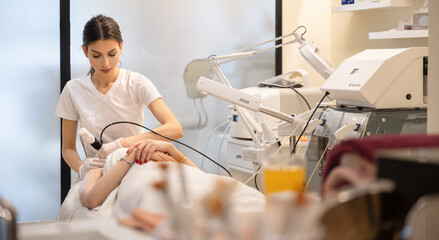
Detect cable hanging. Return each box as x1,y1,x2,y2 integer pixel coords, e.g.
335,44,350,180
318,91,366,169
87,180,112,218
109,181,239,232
100,121,232,177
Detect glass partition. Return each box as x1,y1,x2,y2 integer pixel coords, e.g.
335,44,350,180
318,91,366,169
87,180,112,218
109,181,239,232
0,0,60,221
0,0,274,222
70,0,275,173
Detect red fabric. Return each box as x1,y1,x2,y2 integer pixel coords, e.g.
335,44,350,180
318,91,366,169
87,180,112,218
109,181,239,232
322,134,439,184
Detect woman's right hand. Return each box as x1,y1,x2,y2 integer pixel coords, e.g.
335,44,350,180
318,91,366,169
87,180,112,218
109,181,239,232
97,138,123,159
79,157,106,179
127,139,174,164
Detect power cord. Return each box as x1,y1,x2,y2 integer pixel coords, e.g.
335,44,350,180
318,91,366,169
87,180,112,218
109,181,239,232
258,82,311,110
216,124,230,174
249,91,329,192
291,88,311,110
201,120,229,170
99,121,232,177
254,165,262,191
291,91,330,155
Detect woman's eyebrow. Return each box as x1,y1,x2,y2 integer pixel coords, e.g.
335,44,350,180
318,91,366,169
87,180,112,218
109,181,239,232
91,48,116,54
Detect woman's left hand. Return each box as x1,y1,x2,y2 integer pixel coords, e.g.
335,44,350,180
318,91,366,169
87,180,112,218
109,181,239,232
127,139,173,164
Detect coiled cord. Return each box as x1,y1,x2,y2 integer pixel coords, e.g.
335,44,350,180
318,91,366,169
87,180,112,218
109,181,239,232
99,121,232,177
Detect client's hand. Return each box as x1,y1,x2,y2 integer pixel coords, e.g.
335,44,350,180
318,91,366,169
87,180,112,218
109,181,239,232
150,151,178,163
97,138,123,159
79,157,106,179
128,139,174,164
118,209,165,233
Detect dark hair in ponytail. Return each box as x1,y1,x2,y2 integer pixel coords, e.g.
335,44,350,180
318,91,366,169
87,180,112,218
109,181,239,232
82,15,123,75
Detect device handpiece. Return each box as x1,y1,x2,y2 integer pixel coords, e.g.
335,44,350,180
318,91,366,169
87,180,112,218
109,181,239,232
79,127,102,150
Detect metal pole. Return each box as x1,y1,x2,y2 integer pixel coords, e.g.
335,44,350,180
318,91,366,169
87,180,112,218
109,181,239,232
59,0,71,204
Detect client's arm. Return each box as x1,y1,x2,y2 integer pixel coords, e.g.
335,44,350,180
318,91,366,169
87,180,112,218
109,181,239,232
79,149,137,209
128,139,198,168
118,209,165,233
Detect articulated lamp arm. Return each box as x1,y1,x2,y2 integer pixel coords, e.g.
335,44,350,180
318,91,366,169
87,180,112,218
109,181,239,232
209,26,334,80
198,26,332,148
196,77,297,124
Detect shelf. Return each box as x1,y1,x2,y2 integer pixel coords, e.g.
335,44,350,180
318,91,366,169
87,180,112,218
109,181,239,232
369,29,428,39
332,0,413,12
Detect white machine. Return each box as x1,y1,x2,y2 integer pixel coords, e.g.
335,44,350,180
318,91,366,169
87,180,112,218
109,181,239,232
321,47,428,109
196,26,334,179
225,85,326,173
197,75,328,173
228,86,323,140
199,45,429,191
300,47,429,192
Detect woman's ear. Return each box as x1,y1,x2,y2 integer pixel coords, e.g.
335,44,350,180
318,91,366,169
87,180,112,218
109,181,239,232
119,41,123,52
82,45,89,58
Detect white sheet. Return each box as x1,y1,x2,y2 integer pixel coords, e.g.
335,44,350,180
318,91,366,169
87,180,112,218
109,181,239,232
59,148,266,221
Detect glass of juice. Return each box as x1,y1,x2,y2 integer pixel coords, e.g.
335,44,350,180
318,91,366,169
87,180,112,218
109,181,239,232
262,146,305,195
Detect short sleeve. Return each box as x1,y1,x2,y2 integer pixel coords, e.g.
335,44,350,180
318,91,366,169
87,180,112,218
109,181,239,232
130,72,162,106
55,82,79,121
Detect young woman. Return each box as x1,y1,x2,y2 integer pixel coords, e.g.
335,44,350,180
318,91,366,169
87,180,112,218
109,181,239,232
56,15,183,179
61,139,264,226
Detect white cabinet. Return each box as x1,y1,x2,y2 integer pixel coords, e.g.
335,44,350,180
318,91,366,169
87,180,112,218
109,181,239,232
332,0,429,40
332,0,413,12
369,29,428,39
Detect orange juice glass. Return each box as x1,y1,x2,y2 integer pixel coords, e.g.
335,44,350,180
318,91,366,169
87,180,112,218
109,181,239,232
263,165,305,195
262,147,305,195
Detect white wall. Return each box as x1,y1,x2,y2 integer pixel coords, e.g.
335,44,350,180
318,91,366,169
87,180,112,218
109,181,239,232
283,0,439,133
283,0,429,87
282,0,332,87
330,0,428,67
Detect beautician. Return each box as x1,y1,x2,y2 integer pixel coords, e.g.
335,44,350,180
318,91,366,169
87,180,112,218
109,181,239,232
56,14,183,179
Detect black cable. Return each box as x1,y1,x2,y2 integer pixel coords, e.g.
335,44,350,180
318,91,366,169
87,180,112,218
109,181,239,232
248,85,317,192
258,82,311,110
251,92,328,191
291,87,311,110
251,91,328,192
290,91,330,155
100,121,232,177
254,165,262,191
258,82,302,89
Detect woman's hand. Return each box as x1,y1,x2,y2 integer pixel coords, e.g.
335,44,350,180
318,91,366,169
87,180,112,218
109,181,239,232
125,148,138,165
149,151,178,164
127,139,175,164
97,138,123,159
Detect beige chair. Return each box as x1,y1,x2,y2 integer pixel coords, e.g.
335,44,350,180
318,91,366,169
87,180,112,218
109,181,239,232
0,198,16,240
404,194,439,240
318,180,395,240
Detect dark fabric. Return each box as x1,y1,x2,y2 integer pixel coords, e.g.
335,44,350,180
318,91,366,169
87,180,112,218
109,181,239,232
322,134,439,184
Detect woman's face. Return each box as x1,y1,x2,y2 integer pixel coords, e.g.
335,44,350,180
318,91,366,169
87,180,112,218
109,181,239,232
82,39,123,79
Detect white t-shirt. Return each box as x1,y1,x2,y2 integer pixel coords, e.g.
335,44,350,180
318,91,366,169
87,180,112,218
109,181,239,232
55,68,162,158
